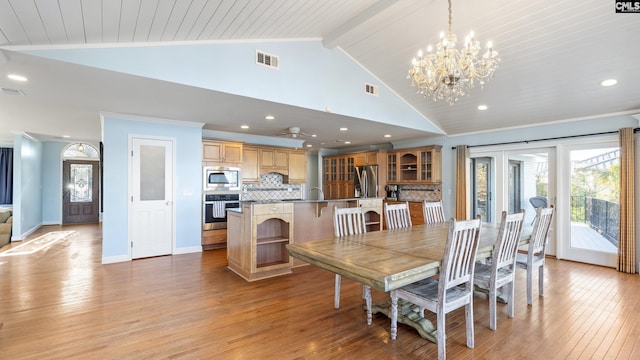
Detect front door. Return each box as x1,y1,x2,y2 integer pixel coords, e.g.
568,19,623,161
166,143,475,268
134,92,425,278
63,160,100,224
129,136,174,259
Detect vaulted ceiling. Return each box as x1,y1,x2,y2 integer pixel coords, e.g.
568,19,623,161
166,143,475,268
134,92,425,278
0,0,639,148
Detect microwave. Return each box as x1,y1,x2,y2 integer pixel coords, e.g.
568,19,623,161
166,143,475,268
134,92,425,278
203,166,241,191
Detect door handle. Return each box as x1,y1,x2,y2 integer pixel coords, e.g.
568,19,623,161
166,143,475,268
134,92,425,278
166,201,172,206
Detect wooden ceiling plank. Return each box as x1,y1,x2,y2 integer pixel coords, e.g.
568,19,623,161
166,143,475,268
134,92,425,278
34,0,68,43
118,0,142,42
161,0,203,41
56,0,85,44
80,0,101,43
171,0,207,41
146,0,175,42
0,0,30,45
101,0,122,43
6,0,48,44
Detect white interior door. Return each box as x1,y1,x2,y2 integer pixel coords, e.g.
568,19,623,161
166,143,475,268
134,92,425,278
129,136,174,259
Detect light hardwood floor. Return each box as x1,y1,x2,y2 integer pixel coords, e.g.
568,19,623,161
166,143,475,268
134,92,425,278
1,224,639,359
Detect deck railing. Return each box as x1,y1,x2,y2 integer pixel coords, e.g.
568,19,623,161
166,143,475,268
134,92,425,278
571,196,619,246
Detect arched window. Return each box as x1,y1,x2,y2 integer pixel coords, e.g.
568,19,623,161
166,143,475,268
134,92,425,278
63,143,99,159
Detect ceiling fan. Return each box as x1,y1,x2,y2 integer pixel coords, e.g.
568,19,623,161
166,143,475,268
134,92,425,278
280,126,308,138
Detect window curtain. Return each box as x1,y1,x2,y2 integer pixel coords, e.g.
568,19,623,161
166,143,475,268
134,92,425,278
618,128,635,273
455,145,468,220
0,148,13,204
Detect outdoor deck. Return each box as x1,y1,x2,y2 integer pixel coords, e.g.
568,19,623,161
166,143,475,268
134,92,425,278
571,222,617,253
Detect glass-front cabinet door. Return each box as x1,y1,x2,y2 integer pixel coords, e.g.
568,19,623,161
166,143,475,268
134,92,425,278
387,153,397,182
420,150,432,181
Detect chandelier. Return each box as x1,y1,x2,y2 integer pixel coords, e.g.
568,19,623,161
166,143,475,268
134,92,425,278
407,0,500,104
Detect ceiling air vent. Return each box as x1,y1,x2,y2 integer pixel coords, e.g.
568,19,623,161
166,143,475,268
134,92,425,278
256,50,279,69
0,88,25,96
365,83,378,96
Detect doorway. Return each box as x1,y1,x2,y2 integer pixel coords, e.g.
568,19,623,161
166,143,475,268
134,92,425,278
62,143,100,224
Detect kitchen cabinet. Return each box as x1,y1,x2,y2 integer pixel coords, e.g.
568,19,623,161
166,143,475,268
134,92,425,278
260,148,289,174
386,145,441,184
354,151,382,166
288,150,307,184
227,203,294,281
349,198,383,232
203,140,242,165
202,229,227,249
241,147,260,183
321,154,355,199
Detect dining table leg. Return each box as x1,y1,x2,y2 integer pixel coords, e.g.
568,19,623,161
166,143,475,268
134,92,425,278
390,290,398,340
364,285,373,325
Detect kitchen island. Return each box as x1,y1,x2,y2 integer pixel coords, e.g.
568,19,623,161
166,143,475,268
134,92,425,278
226,198,383,281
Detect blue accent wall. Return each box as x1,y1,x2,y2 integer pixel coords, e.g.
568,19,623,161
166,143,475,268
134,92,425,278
102,115,202,261
12,134,43,239
41,141,65,224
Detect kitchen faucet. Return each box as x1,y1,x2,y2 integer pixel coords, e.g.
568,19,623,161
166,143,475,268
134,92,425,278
309,187,324,200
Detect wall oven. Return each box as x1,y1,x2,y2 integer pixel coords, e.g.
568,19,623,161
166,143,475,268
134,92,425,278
203,193,240,230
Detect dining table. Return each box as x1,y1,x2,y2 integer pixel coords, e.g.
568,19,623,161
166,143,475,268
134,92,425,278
286,221,531,342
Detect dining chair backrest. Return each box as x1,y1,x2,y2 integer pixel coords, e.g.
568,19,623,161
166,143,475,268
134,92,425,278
333,206,367,237
423,200,446,224
528,205,554,256
492,210,526,271
440,216,482,292
384,202,412,229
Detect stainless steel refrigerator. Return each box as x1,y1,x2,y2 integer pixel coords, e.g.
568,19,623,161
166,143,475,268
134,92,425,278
354,165,379,198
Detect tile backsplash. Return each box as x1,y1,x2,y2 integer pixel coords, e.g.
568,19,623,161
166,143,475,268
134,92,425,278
398,184,442,202
242,173,302,201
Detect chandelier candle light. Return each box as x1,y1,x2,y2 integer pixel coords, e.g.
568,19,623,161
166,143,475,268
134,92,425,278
408,0,500,104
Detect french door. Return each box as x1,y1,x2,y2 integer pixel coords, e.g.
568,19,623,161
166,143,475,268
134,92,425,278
557,140,619,267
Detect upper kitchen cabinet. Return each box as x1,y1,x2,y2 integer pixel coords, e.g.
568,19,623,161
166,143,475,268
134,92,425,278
241,146,260,183
260,148,289,175
288,150,307,184
386,145,442,184
354,150,384,167
203,140,243,165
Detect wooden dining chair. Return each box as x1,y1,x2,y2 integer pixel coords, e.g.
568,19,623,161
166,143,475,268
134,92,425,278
384,202,412,229
423,200,446,224
516,205,554,305
390,216,482,360
474,210,525,330
333,206,373,324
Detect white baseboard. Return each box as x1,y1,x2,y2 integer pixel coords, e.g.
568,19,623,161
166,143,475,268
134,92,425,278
13,223,42,241
102,254,131,264
173,246,203,255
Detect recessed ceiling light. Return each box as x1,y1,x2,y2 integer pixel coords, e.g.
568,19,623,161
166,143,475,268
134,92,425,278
384,134,391,138
477,105,488,111
601,79,617,87
62,135,71,138
240,125,249,129
320,142,325,145
265,115,275,120
340,127,348,131
306,144,312,148
8,74,27,82
345,141,351,144
311,134,317,137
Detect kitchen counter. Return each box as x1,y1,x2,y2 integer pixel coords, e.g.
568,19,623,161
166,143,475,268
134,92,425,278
226,198,384,281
